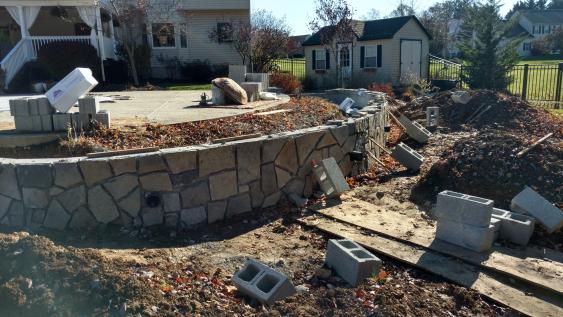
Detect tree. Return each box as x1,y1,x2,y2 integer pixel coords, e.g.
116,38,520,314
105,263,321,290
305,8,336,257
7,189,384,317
309,0,355,87
549,0,563,9
389,0,416,17
362,9,380,20
546,28,563,52
457,0,522,90
209,10,290,72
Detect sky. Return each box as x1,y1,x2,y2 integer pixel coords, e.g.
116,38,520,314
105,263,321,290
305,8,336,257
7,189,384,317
251,0,521,35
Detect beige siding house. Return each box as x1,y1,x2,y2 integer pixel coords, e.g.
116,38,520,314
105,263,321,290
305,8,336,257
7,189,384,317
302,16,430,88
148,0,250,78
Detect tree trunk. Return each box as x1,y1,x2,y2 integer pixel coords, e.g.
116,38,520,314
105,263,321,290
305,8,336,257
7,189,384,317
125,44,140,86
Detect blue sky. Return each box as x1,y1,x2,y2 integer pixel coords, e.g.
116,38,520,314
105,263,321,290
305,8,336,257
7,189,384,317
251,0,520,35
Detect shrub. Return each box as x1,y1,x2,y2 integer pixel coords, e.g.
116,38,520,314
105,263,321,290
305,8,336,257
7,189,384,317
104,59,128,84
180,60,228,83
368,83,395,98
37,41,101,81
270,72,302,94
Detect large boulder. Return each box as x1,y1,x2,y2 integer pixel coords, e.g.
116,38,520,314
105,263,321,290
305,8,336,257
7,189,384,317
212,77,248,105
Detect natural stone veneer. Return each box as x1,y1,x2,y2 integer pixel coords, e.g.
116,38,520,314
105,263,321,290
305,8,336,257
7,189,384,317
0,106,388,232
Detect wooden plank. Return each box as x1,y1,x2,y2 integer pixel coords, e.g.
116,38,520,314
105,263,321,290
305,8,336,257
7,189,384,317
297,214,563,317
310,198,563,296
87,147,159,158
517,133,554,158
211,133,262,144
254,109,293,116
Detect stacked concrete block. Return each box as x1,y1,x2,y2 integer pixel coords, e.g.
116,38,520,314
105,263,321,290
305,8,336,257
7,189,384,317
492,208,536,246
391,142,424,171
240,82,263,102
246,73,269,92
435,191,495,252
511,187,562,233
229,65,247,84
398,114,432,144
10,97,55,132
426,107,439,127
78,96,100,115
313,157,350,198
96,110,111,128
53,113,73,131
232,259,296,305
325,239,382,286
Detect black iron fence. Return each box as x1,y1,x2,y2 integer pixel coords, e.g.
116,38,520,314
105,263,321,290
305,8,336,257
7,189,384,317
429,55,563,108
272,58,306,79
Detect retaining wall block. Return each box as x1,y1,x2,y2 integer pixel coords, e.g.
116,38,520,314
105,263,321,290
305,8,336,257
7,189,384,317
28,98,39,116
139,172,173,192
240,82,262,102
181,206,207,227
237,142,261,184
436,219,495,253
325,239,382,287
78,97,99,114
52,113,72,131
79,160,113,187
492,208,536,246
14,116,34,132
138,153,167,174
37,97,53,115
390,142,424,171
232,259,296,305
162,148,197,175
0,165,21,200
435,190,493,227
227,193,252,218
229,65,247,84
9,98,30,116
95,111,111,128
142,206,163,227
313,157,350,198
511,187,562,233
199,145,236,177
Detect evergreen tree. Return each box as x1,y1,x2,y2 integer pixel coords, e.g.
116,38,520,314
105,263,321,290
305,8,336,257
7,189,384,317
457,0,521,90
549,0,563,9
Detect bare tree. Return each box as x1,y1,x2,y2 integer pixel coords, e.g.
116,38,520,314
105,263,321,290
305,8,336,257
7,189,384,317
389,0,417,17
362,9,381,20
309,0,355,87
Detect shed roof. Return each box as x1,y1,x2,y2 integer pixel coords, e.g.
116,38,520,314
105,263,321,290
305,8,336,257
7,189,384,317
519,10,563,24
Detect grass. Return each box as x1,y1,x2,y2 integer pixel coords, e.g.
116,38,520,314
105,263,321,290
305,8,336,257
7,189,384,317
160,83,213,91
519,55,563,64
273,58,306,79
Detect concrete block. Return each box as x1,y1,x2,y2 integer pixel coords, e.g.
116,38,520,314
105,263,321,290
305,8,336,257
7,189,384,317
491,217,502,241
28,98,39,115
78,97,99,114
435,190,493,227
52,113,73,131
232,259,296,305
511,187,562,233
391,142,424,171
229,65,247,84
426,107,439,127
240,82,262,102
212,86,226,105
313,157,350,198
9,98,30,116
37,97,54,115
14,116,34,132
436,219,495,252
325,239,382,286
246,73,269,91
492,208,536,246
40,115,53,132
95,111,110,128
398,114,432,144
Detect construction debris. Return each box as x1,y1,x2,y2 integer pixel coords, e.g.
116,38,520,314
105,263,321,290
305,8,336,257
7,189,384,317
390,143,424,171
46,68,98,113
511,187,563,234
396,113,432,144
325,239,382,287
426,106,439,127
313,157,350,197
492,208,536,246
451,91,472,104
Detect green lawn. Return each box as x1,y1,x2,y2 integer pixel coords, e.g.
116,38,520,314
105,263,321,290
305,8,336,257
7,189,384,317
519,55,563,65
160,83,212,91
273,59,306,79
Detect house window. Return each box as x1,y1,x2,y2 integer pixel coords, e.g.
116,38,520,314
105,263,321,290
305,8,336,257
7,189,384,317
217,23,233,43
152,23,175,48
523,42,531,51
315,49,326,70
339,47,350,67
179,23,188,48
365,46,378,68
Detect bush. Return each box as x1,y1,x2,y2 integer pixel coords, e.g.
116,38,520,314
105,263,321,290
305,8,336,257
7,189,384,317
104,59,128,84
368,83,395,98
180,60,228,83
37,41,101,81
270,72,302,94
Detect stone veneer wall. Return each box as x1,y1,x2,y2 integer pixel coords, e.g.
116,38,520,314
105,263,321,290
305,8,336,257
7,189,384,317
0,111,388,231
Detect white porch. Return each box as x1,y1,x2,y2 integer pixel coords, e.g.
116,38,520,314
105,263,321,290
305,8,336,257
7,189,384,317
0,0,116,89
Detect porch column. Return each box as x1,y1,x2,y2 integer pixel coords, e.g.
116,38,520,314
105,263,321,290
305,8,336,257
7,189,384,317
17,6,26,38
95,6,106,81
109,13,116,58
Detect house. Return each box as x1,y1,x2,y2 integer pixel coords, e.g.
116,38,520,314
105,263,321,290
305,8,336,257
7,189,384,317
302,16,431,89
511,9,563,56
286,34,310,58
0,0,250,89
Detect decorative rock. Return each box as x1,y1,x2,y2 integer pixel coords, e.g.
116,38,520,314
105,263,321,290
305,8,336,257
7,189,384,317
17,164,53,188
5,201,24,228
30,209,46,225
110,157,137,175
227,193,252,217
199,146,235,177
138,154,167,174
163,150,197,174
295,131,324,165
88,186,119,223
118,188,141,218
275,140,299,174
103,174,138,200
237,142,261,184
317,132,338,149
249,181,264,208
208,201,227,224
261,163,278,196
210,170,238,201
239,184,250,193
163,192,181,212
329,126,350,146
79,160,113,187
54,163,83,188
181,182,210,208
142,206,163,227
139,173,173,192
181,206,207,227
0,165,21,200
44,200,71,230
22,188,50,209
276,167,292,189
57,185,86,213
262,138,287,163
68,207,96,229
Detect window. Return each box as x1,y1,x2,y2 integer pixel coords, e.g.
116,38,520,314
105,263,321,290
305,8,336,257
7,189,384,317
179,23,188,48
152,23,175,48
339,46,350,67
217,23,233,43
523,42,531,51
365,46,378,68
315,49,326,70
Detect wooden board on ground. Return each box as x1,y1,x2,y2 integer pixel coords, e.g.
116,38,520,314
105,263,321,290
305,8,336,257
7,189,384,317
254,109,294,116
297,214,563,317
309,197,563,295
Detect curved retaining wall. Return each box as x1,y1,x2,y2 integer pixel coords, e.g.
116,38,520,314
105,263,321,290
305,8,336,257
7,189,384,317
0,110,388,231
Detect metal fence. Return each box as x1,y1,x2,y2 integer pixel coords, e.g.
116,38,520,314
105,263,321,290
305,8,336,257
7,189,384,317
272,58,306,79
429,55,563,108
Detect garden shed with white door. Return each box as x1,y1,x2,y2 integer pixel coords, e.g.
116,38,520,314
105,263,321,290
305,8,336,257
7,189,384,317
302,15,431,89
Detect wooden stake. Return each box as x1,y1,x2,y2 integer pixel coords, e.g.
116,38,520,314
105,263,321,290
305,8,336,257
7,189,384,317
369,137,392,155
516,133,554,158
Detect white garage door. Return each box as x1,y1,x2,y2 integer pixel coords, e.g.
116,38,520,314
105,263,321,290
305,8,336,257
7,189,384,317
400,40,422,82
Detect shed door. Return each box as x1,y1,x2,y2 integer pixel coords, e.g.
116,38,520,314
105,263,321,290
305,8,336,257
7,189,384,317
400,40,422,82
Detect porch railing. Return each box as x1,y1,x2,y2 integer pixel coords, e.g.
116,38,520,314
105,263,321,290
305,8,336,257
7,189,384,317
29,36,91,59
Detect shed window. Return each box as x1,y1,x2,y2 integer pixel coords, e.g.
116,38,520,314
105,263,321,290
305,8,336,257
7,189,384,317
152,23,175,48
315,49,327,70
365,46,378,68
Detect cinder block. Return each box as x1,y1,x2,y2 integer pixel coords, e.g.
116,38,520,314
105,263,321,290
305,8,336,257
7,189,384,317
37,97,54,115
325,239,382,286
14,116,34,131
31,116,43,132
492,208,536,246
246,73,269,91
435,190,493,227
40,115,53,132
212,86,226,105
95,111,111,128
78,97,99,114
436,219,495,252
229,65,247,84
240,82,262,102
398,114,432,144
491,217,502,241
390,142,424,171
511,187,562,233
52,113,73,131
313,157,350,197
426,107,439,127
9,98,30,116
28,98,40,116
232,259,296,305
